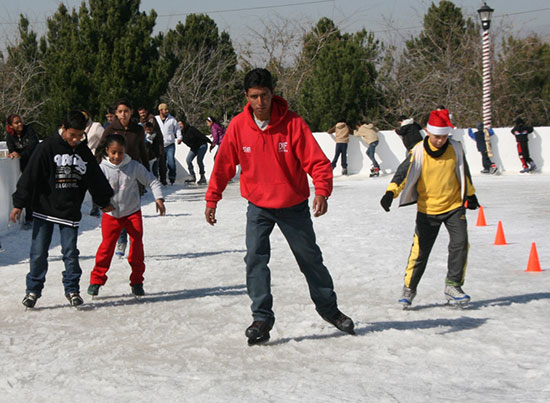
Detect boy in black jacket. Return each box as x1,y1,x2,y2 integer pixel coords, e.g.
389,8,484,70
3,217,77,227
511,117,536,173
10,111,114,308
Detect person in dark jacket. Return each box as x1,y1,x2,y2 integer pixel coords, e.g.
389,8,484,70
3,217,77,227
511,117,536,173
5,114,40,227
395,116,423,153
178,120,212,184
10,111,114,309
467,122,497,174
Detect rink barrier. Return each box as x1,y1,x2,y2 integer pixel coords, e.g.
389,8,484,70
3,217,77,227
2,126,549,235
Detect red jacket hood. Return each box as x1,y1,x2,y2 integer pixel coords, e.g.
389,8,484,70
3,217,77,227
243,95,289,131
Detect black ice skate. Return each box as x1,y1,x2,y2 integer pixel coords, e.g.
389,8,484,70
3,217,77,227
22,292,39,308
245,320,272,345
322,310,355,335
66,292,84,307
131,284,145,297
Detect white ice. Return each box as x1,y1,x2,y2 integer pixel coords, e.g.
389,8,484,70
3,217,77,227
1,174,549,402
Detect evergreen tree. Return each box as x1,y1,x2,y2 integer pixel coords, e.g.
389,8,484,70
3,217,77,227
39,0,171,131
297,18,381,131
162,14,238,127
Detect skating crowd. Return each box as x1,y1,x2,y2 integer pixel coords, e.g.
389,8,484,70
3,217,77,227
3,68,539,345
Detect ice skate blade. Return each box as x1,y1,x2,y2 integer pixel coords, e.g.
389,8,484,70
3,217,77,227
247,334,270,346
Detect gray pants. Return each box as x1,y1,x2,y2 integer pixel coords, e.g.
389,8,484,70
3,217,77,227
404,207,469,290
245,200,338,324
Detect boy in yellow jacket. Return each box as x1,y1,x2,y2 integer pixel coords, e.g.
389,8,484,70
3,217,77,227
380,109,479,307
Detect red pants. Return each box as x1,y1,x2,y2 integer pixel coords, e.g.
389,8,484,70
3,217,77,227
90,210,145,286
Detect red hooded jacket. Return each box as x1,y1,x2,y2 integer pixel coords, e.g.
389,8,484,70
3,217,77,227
205,96,332,209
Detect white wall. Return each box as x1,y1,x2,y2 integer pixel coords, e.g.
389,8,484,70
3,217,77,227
2,127,548,235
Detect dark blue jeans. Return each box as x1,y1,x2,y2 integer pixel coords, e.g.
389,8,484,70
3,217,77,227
331,143,348,168
245,200,338,323
186,143,208,176
27,218,81,296
366,141,380,168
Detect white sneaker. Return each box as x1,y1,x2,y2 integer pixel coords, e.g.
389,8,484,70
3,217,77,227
398,286,416,307
444,285,470,303
115,242,127,259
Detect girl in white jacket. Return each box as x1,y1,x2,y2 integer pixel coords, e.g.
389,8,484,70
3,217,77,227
89,134,165,297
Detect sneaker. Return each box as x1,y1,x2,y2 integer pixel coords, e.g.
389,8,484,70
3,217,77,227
115,242,127,258
444,285,470,303
489,165,498,175
398,286,416,307
66,292,84,306
22,292,39,308
322,310,355,334
245,320,273,345
87,284,101,296
131,284,145,296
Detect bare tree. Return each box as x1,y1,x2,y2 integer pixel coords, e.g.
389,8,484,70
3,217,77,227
163,40,239,127
0,54,44,138
237,15,338,111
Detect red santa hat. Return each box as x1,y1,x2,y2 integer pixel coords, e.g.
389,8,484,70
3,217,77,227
426,109,455,135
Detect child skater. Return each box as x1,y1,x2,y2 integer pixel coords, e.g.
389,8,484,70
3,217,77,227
380,108,479,308
89,134,166,297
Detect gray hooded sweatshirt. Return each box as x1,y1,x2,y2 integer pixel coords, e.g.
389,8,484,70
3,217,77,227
100,154,163,218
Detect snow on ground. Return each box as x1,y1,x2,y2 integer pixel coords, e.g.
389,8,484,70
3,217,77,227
1,174,549,402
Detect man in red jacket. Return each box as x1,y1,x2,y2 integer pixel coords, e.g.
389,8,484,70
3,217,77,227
204,68,354,345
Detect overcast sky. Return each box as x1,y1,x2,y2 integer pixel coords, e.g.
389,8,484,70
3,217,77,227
1,0,549,52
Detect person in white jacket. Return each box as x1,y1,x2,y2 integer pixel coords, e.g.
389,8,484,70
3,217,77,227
88,134,166,297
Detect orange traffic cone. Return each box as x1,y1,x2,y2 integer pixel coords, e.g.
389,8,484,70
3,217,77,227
476,206,487,227
525,242,542,272
494,221,507,245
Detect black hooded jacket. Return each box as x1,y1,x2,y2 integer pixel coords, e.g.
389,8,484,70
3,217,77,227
12,131,113,227
181,125,212,151
6,124,39,171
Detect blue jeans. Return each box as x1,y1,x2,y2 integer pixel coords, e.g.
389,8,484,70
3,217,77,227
186,144,207,176
164,143,176,183
331,143,348,168
366,141,380,168
118,228,128,244
27,218,81,296
245,200,338,323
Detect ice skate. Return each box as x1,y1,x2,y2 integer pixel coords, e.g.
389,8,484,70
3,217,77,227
245,320,272,345
87,284,101,297
22,292,39,309
131,284,145,297
185,175,197,184
520,166,530,173
66,292,84,307
369,167,380,177
115,242,126,259
322,310,355,335
489,164,498,175
197,174,207,185
398,286,416,308
529,161,537,172
444,285,470,305
342,168,348,175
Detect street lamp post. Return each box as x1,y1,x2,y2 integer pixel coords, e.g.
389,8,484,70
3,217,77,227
478,2,494,129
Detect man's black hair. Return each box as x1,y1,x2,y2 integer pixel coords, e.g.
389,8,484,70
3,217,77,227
144,121,154,128
398,115,408,121
244,68,274,92
137,106,148,111
63,110,87,131
113,98,133,110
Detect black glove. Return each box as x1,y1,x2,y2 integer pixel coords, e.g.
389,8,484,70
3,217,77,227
380,191,394,212
465,194,480,210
